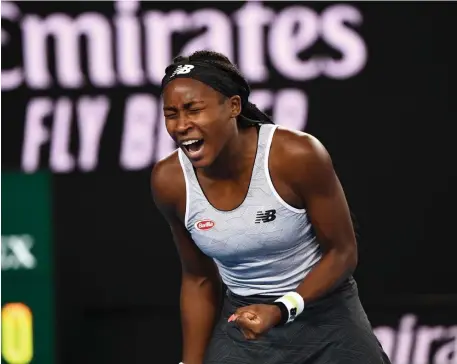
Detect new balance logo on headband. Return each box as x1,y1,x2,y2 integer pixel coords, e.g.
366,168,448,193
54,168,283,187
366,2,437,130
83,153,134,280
170,64,195,77
255,209,277,223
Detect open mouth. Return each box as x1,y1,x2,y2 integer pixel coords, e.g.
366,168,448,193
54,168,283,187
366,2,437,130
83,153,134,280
181,139,204,154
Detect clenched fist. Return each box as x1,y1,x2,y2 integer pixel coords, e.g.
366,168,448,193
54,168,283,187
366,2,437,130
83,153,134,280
229,304,282,340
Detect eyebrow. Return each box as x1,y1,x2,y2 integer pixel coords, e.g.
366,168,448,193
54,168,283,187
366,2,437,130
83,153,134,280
163,100,205,112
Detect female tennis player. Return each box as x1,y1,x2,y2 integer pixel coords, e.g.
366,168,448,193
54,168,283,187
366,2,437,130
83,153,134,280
151,50,391,364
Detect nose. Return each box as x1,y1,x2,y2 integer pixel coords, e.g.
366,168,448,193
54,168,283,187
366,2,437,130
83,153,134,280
174,113,193,135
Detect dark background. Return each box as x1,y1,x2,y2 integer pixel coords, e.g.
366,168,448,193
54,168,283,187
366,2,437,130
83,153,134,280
1,2,456,363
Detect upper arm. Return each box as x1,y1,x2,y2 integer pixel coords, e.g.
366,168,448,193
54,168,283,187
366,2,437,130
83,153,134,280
150,157,218,279
279,130,357,254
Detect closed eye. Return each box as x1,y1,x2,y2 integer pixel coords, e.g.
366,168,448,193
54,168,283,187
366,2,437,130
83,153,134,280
188,109,202,114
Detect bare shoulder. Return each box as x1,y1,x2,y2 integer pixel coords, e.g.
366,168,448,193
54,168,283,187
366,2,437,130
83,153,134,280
150,150,185,212
271,126,333,170
268,126,337,198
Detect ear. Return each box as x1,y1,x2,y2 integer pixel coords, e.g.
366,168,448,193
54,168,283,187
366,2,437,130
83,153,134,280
229,95,242,118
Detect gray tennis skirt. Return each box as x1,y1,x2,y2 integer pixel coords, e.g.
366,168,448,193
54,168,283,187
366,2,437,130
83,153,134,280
203,278,391,364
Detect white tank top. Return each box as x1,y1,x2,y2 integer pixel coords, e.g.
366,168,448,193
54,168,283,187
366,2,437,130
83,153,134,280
178,124,322,296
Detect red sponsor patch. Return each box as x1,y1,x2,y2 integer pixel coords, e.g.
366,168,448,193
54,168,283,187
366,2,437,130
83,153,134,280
195,219,215,231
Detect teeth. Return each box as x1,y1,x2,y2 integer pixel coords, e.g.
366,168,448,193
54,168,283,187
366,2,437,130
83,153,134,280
182,139,199,146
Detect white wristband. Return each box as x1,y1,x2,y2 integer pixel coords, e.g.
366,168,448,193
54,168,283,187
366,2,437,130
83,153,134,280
274,291,305,323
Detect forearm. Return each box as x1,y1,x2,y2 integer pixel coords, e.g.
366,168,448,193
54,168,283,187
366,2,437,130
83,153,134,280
180,276,221,364
296,246,357,302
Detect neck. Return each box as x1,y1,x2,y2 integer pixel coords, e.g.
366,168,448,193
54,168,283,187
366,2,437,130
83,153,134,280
201,126,258,180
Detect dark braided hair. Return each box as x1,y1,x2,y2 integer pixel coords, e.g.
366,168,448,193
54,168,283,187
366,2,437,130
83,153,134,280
169,50,274,127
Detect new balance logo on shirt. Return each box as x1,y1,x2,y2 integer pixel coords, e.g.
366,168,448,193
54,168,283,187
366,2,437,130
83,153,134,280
255,209,277,223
